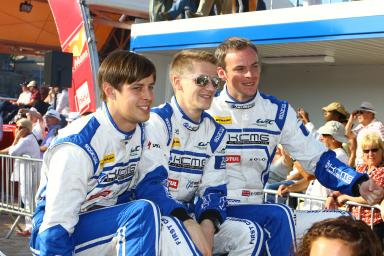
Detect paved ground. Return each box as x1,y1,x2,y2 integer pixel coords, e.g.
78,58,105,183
0,213,30,256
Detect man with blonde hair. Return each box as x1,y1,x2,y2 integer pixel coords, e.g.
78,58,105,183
137,49,265,256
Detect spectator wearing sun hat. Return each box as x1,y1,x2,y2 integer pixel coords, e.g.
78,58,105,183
346,101,384,166
317,121,349,163
297,102,349,137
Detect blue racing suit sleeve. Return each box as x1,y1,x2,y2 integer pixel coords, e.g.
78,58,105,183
280,105,368,196
315,150,368,196
135,165,188,216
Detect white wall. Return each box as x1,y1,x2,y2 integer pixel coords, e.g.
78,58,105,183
143,52,173,107
145,52,384,130
260,64,384,128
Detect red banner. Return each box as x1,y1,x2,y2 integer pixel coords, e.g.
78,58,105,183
48,0,96,114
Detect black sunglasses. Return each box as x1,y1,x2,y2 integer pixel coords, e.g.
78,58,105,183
194,75,222,89
363,148,379,154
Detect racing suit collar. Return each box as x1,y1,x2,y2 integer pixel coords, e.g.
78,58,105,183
222,86,258,110
101,102,136,140
171,97,202,131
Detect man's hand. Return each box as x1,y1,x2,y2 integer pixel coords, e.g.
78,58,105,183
277,185,289,197
325,196,337,209
297,108,310,124
359,179,384,205
183,219,212,256
336,194,350,205
200,219,215,252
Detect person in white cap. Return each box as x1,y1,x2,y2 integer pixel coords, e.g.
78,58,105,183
40,109,62,155
346,101,384,166
26,80,40,107
26,107,45,144
65,112,80,124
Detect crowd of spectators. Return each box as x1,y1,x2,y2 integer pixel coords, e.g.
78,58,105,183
262,100,384,245
149,0,267,21
0,80,81,236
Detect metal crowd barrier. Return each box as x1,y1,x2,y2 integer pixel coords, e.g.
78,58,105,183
0,154,42,238
263,188,381,228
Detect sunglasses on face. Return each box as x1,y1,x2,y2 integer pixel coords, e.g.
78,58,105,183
355,111,369,115
363,148,380,154
16,126,25,130
193,74,222,89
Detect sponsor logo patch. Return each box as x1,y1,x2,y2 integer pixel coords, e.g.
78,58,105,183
186,180,200,189
228,133,269,145
241,190,263,196
172,137,181,147
130,145,140,156
226,155,241,163
88,190,112,201
147,141,160,150
213,116,232,124
254,118,274,127
99,154,115,168
195,141,208,150
214,156,226,169
168,178,179,189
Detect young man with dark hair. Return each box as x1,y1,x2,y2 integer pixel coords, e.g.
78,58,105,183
30,51,169,256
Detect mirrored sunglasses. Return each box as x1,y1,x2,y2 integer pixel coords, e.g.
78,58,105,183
194,74,222,89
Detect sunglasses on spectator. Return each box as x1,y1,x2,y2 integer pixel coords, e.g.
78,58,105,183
192,74,222,89
363,148,380,154
355,111,369,115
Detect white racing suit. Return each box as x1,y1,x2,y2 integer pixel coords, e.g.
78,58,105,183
208,88,368,255
136,97,266,256
30,104,195,256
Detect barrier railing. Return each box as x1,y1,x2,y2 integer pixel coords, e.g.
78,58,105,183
0,154,42,238
263,188,381,228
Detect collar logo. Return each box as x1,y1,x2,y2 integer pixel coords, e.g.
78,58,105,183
229,102,255,109
183,122,199,131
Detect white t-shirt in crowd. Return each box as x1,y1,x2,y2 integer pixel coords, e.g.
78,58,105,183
17,91,32,105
